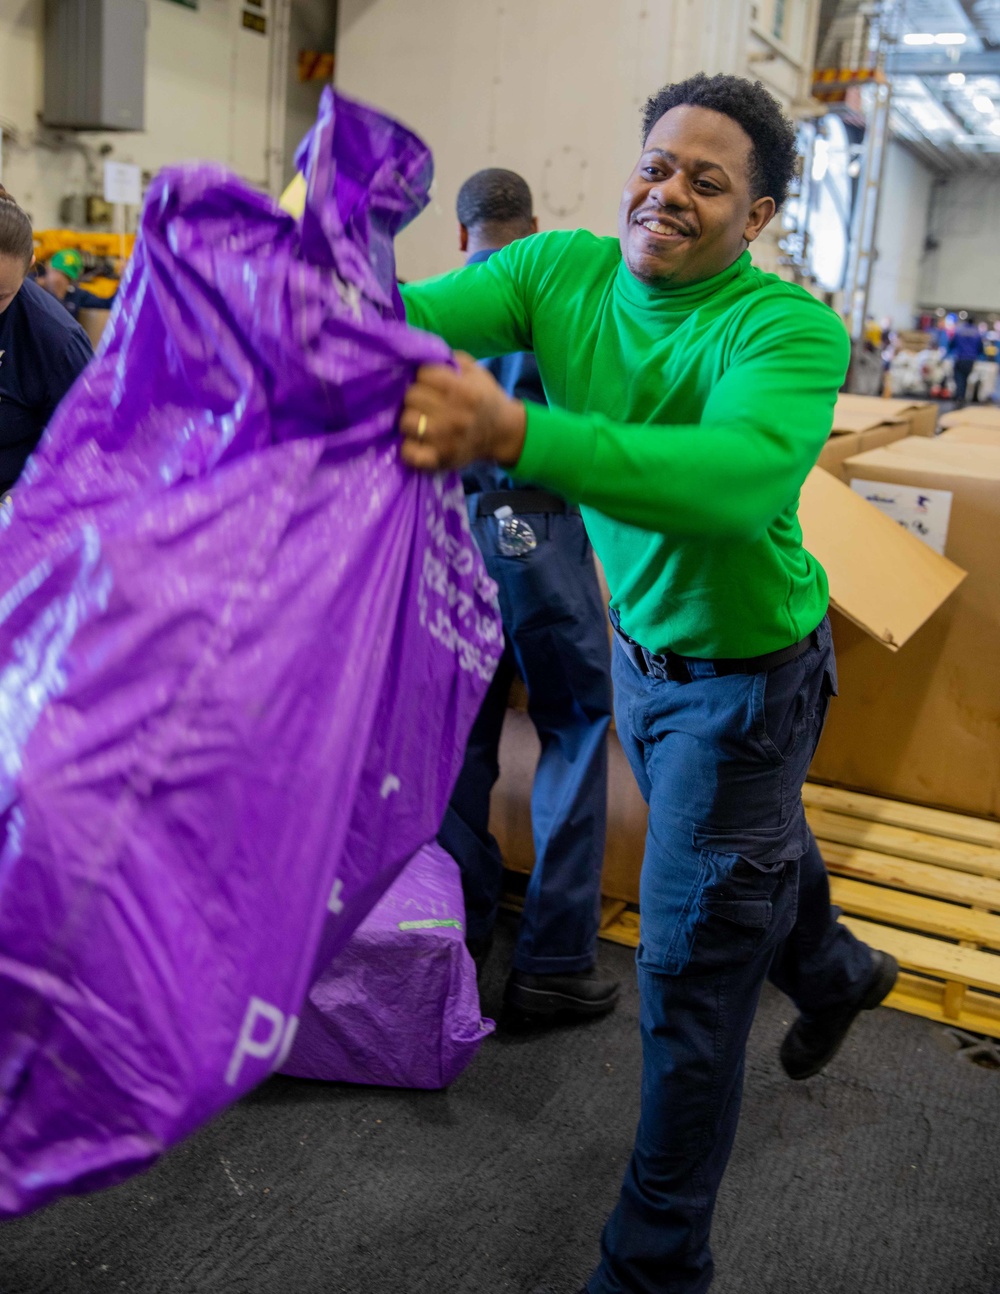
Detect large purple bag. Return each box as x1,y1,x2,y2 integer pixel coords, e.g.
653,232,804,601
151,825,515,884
0,88,501,1217
282,841,493,1090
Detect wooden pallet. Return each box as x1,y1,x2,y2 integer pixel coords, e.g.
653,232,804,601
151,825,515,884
499,887,643,952
505,784,1000,1040
804,784,1000,1038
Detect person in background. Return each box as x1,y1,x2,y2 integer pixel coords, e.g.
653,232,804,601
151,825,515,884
0,187,92,495
439,168,617,1024
863,316,883,350
38,248,117,321
398,73,896,1294
947,317,984,406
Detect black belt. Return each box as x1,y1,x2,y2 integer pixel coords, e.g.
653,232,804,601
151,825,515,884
609,607,820,684
467,489,578,519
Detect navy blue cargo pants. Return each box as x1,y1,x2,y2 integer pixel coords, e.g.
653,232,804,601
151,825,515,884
588,613,874,1294
438,505,612,974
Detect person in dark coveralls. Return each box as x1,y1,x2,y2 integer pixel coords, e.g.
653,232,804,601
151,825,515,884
437,168,619,1024
37,248,118,322
399,75,898,1293
0,188,92,496
946,318,984,406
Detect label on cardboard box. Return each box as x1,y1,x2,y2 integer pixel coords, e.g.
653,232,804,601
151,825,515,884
849,478,953,555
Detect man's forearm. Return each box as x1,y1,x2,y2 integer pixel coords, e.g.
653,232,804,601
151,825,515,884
512,403,828,541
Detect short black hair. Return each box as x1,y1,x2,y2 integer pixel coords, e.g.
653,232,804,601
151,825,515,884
456,168,533,230
641,73,798,210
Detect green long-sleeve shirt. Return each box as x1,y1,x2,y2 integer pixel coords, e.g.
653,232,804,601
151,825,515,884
400,231,850,658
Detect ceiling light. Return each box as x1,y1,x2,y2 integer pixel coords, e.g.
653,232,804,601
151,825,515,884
974,94,995,111
948,72,966,85
990,120,1000,135
903,32,936,44
934,33,967,44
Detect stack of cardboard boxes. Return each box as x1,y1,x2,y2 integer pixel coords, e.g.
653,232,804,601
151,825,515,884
811,428,1000,820
843,395,939,438
492,456,970,904
896,330,935,353
817,393,938,481
494,389,1000,901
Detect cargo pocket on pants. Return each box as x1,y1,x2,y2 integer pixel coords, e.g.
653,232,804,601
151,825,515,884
684,821,808,975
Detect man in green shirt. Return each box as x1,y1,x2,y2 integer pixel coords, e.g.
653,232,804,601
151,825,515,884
399,73,898,1293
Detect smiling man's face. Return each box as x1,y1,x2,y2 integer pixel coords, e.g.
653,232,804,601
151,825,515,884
618,104,776,289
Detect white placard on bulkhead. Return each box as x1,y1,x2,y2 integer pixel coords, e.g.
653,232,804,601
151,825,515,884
103,161,142,207
850,478,954,556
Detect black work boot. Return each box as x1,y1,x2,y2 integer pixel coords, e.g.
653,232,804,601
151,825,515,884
780,949,899,1081
504,966,620,1024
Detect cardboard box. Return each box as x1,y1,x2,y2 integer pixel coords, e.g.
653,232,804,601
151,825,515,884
859,420,912,454
897,329,934,353
835,392,938,438
811,438,1000,818
831,399,904,437
77,307,110,350
896,400,938,438
939,404,1000,431
817,431,862,478
817,420,909,482
799,467,964,649
825,396,912,482
941,425,1000,446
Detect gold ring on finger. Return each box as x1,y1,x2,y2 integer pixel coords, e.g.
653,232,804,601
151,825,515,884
416,413,428,441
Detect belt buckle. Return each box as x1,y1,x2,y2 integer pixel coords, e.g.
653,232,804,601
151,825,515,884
641,648,688,684
662,651,692,684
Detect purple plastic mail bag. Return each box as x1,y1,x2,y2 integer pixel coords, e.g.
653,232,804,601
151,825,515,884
0,87,501,1217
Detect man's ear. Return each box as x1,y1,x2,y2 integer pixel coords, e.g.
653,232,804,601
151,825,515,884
530,216,539,235
459,223,469,253
744,196,777,245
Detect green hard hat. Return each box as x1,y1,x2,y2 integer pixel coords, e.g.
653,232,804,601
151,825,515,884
50,249,84,281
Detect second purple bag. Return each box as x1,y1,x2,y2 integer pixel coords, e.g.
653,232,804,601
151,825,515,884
0,88,501,1217
283,841,493,1090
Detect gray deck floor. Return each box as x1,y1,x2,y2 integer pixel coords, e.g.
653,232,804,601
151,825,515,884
2,911,998,1294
